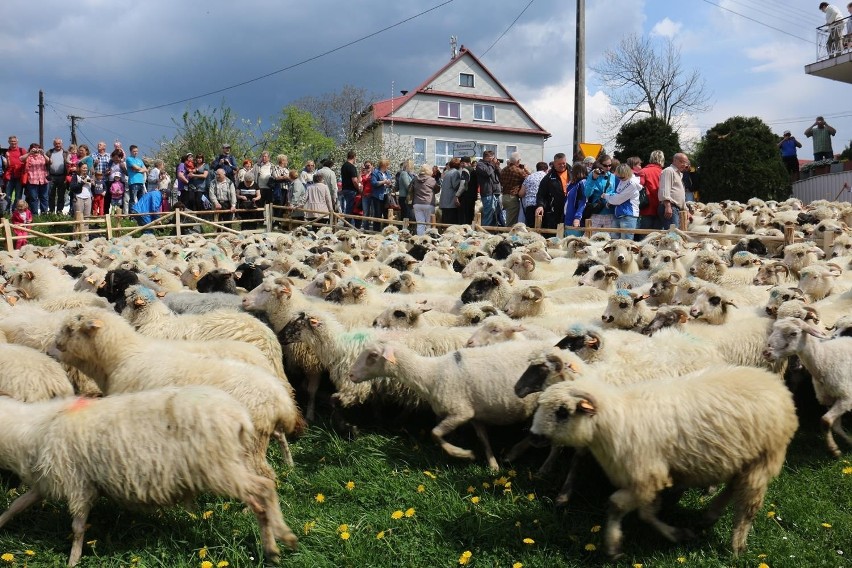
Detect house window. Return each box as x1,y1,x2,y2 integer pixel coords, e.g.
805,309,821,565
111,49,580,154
506,145,518,160
435,140,454,167
459,73,474,88
473,104,495,122
438,101,461,119
413,138,426,166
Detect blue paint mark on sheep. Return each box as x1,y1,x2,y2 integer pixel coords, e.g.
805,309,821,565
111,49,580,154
616,289,632,297
136,286,157,302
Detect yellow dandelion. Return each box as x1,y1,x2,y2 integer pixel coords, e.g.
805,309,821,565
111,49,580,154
523,537,535,544
24,550,35,557
198,547,208,559
590,525,601,533
822,522,832,528
338,524,349,533
340,531,350,540
758,564,770,568
405,507,415,517
466,486,476,494
842,466,852,475
376,531,385,540
417,484,425,493
303,520,316,534
0,554,13,563
217,562,229,568
505,481,512,489
633,564,643,568
423,470,437,479
471,496,481,504
758,554,767,558
188,512,198,520
527,493,535,501
508,469,517,477
766,511,775,518
86,540,97,547
494,476,508,486
513,563,523,568
315,493,325,503
202,510,213,520
201,562,213,568
459,550,473,565
482,482,491,489
391,510,404,520
345,481,355,491
677,558,686,564
131,557,140,564
584,543,596,551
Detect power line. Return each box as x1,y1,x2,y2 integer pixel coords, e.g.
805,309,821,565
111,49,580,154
481,0,536,58
46,100,177,129
79,1,455,120
701,0,815,44
724,0,817,31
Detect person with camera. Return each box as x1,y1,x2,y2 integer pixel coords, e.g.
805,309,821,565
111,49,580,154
212,144,237,183
534,153,569,230
46,138,69,215
582,155,617,229
19,143,50,215
804,116,837,161
69,162,94,218
475,150,502,226
603,163,642,240
2,136,28,207
778,131,802,175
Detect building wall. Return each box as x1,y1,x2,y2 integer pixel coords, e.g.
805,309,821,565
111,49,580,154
381,122,549,168
792,170,852,204
424,56,509,98
395,94,540,131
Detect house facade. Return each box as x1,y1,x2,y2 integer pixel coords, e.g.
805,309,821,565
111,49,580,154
364,47,551,168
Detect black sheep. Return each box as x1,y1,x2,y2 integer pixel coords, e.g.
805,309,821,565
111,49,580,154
573,259,601,276
62,264,87,278
197,268,238,294
490,240,515,260
461,274,502,304
729,238,768,259
234,262,267,291
98,268,140,313
407,244,429,261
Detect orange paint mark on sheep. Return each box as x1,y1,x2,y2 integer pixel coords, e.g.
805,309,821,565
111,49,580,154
67,397,95,412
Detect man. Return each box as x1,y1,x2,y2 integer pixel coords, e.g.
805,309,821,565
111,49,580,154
212,144,237,183
209,168,237,223
131,187,162,235
778,131,803,175
46,138,69,214
521,161,549,225
804,116,837,161
92,141,111,181
3,136,27,205
340,150,360,219
125,145,148,212
820,2,844,54
846,2,852,48
458,156,477,225
658,153,690,229
534,153,569,230
317,159,338,212
475,150,502,226
499,152,530,226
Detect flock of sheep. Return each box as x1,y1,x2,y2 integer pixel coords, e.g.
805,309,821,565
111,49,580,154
0,194,850,565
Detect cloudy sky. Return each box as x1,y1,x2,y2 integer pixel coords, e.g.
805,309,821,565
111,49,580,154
2,0,849,161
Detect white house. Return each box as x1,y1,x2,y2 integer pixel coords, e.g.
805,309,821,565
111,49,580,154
363,46,551,168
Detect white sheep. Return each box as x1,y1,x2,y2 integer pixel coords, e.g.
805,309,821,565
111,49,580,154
601,289,652,330
602,239,640,273
752,261,796,286
797,263,843,301
829,314,852,338
530,367,797,557
349,338,548,471
764,317,852,456
783,242,825,277
0,344,75,401
0,387,296,566
464,315,559,347
52,307,304,478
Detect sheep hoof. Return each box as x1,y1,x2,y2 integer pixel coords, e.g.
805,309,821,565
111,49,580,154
554,494,570,508
672,527,695,542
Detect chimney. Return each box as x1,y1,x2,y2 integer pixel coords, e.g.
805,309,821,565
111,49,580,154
451,36,458,59
400,90,408,96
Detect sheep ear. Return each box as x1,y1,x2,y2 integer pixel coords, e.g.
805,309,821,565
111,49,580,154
353,285,367,297
83,319,103,334
629,244,641,254
632,293,650,305
378,274,388,283
381,344,396,364
577,398,596,415
803,323,829,338
307,316,322,328
668,272,682,284
567,360,581,374
604,267,620,280
677,311,689,324
723,299,738,308
22,271,35,281
155,291,166,298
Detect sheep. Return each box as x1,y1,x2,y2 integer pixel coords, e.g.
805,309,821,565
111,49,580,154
0,387,296,566
783,242,825,277
162,290,245,314
829,314,852,338
196,267,238,294
729,251,762,268
0,344,75,401
52,307,304,478
349,338,547,471
797,263,843,301
140,265,185,292
601,289,652,330
71,267,107,294
384,271,418,293
464,315,560,347
764,317,852,456
6,261,109,311
830,233,852,259
752,261,796,286
461,272,514,307
302,270,341,298
602,239,640,273
688,250,759,286
461,255,501,278
504,252,537,280
764,285,807,317
775,299,821,324
648,269,682,305
529,367,797,558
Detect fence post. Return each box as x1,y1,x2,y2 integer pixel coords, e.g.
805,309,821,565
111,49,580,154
2,218,13,253
175,209,182,236
402,217,410,231
74,211,84,240
679,210,689,230
105,213,113,240
556,222,565,239
429,213,437,231
783,225,795,246
264,203,273,233
584,219,593,238
534,212,543,230
387,209,395,222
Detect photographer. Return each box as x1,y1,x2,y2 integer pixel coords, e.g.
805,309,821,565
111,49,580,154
804,116,836,161
20,143,49,215
499,152,529,226
3,136,28,205
69,163,93,217
778,131,802,175
582,155,617,228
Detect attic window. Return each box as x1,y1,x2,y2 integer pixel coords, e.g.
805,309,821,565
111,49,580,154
459,73,474,88
438,101,461,120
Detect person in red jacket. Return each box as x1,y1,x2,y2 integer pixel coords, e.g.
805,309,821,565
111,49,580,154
3,136,28,205
637,150,665,239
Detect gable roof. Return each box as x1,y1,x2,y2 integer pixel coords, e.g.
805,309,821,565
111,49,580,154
370,47,550,137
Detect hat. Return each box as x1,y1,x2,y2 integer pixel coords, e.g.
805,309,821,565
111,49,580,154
112,173,121,180
222,143,231,148
783,130,791,136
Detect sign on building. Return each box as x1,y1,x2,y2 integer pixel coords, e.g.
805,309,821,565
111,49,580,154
453,141,477,157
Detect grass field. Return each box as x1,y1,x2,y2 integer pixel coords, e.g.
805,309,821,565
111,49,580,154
0,391,850,568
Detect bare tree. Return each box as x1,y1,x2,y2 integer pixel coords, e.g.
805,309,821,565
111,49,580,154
592,34,712,139
293,84,380,143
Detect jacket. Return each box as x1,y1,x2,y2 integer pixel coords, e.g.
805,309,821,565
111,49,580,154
411,173,438,205
535,169,567,229
370,168,393,201
439,168,462,209
584,171,617,215
604,175,641,218
563,179,587,226
474,160,501,197
304,182,333,219
637,163,662,217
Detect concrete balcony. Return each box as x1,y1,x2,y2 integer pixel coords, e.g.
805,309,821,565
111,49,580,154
805,16,852,84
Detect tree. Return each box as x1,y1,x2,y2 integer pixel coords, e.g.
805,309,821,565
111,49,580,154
693,116,789,204
613,116,681,163
292,85,379,143
593,34,712,138
266,106,336,168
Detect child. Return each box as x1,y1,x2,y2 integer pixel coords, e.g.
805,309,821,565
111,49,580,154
92,171,106,216
11,199,32,249
109,173,125,215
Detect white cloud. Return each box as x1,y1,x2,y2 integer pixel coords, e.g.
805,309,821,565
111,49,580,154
650,17,682,38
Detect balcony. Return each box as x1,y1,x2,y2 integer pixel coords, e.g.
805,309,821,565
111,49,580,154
804,16,852,84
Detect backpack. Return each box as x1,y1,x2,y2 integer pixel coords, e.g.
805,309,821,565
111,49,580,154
638,185,649,209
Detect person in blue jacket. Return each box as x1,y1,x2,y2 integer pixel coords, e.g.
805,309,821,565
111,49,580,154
604,163,642,240
131,189,162,234
583,155,617,228
563,163,587,236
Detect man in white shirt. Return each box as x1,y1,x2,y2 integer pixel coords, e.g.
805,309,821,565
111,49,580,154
820,2,844,55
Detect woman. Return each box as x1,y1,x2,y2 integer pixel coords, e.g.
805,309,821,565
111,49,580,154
20,143,49,215
176,153,194,208
411,164,438,236
563,163,588,237
604,163,642,240
75,144,94,175
237,158,253,186
303,172,334,229
583,155,617,229
209,168,236,223
369,158,393,232
396,160,413,222
69,162,93,217
251,151,274,205
189,154,210,211
271,154,290,206
286,169,307,221
360,161,373,231
438,158,462,225
638,150,664,235
236,173,261,231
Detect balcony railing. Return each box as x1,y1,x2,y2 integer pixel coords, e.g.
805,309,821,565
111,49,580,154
815,15,852,61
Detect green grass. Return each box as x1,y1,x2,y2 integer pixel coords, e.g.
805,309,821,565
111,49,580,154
0,405,850,568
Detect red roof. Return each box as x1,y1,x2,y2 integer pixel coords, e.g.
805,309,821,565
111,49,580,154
369,47,550,137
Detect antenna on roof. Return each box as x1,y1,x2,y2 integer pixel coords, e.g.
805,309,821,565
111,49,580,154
451,36,458,59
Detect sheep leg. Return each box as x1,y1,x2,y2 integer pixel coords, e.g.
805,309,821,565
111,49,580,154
68,505,92,567
637,497,694,543
272,429,294,468
503,436,531,463
432,413,475,461
471,421,499,472
0,489,42,529
729,469,769,557
831,416,852,447
822,401,852,457
554,449,587,507
605,488,644,559
242,475,298,562
537,445,563,477
304,371,321,422
698,483,736,528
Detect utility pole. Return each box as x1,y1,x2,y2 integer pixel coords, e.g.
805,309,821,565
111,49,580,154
68,115,83,145
38,90,45,148
572,0,585,161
